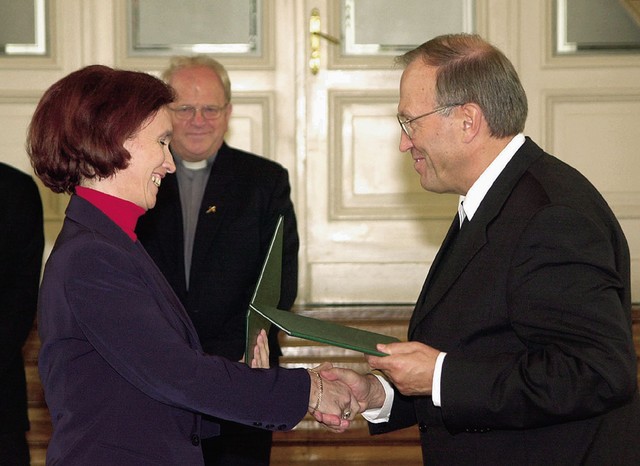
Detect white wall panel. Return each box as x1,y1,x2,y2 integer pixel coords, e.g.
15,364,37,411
225,92,274,157
546,91,640,218
328,91,458,220
0,97,38,173
309,262,428,303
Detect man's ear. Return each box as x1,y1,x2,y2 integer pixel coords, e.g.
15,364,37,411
460,103,482,142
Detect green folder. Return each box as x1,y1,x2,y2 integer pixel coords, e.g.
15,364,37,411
245,216,399,364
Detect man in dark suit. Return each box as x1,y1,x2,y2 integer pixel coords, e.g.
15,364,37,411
320,34,640,465
0,163,44,466
136,56,299,466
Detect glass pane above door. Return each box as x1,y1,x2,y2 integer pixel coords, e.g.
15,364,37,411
0,0,48,56
555,0,640,54
128,0,261,56
341,0,475,56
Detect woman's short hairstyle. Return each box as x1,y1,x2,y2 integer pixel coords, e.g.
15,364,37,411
397,34,528,138
161,55,232,103
27,65,174,194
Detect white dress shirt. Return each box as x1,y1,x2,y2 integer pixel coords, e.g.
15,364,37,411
364,134,525,421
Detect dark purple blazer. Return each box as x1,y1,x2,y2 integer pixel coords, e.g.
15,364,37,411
38,195,308,466
370,138,640,465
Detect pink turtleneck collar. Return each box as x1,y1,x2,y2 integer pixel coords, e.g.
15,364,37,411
76,186,145,241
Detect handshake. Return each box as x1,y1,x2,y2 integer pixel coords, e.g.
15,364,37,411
251,329,441,432
303,340,441,432
305,362,386,433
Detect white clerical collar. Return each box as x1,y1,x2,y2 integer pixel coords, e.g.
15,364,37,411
181,159,208,170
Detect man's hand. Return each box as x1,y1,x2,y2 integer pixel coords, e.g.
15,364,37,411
366,341,439,396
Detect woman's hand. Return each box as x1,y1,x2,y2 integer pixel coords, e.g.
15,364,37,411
249,329,270,369
307,362,360,433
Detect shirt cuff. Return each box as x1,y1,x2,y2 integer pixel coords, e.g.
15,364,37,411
431,352,447,407
361,374,394,423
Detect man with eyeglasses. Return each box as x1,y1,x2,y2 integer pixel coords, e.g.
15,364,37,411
319,34,640,465
136,55,299,466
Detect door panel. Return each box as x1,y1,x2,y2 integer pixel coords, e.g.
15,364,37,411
303,1,468,303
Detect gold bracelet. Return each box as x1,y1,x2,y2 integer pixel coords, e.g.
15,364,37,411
308,368,323,414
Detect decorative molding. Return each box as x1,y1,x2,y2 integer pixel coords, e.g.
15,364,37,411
543,89,640,218
328,90,457,220
225,92,274,159
308,262,428,304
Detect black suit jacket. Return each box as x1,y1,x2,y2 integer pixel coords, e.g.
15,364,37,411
137,142,299,362
0,163,43,434
371,138,640,465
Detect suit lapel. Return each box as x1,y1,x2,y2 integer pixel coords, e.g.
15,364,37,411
153,174,188,297
68,196,202,348
409,215,486,337
408,138,544,338
412,215,460,312
189,145,233,279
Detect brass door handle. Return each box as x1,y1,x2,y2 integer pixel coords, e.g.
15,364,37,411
309,8,340,75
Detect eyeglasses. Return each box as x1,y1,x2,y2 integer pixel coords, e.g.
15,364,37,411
397,103,463,139
169,104,228,121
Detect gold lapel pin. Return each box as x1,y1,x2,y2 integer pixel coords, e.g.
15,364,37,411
206,205,217,214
